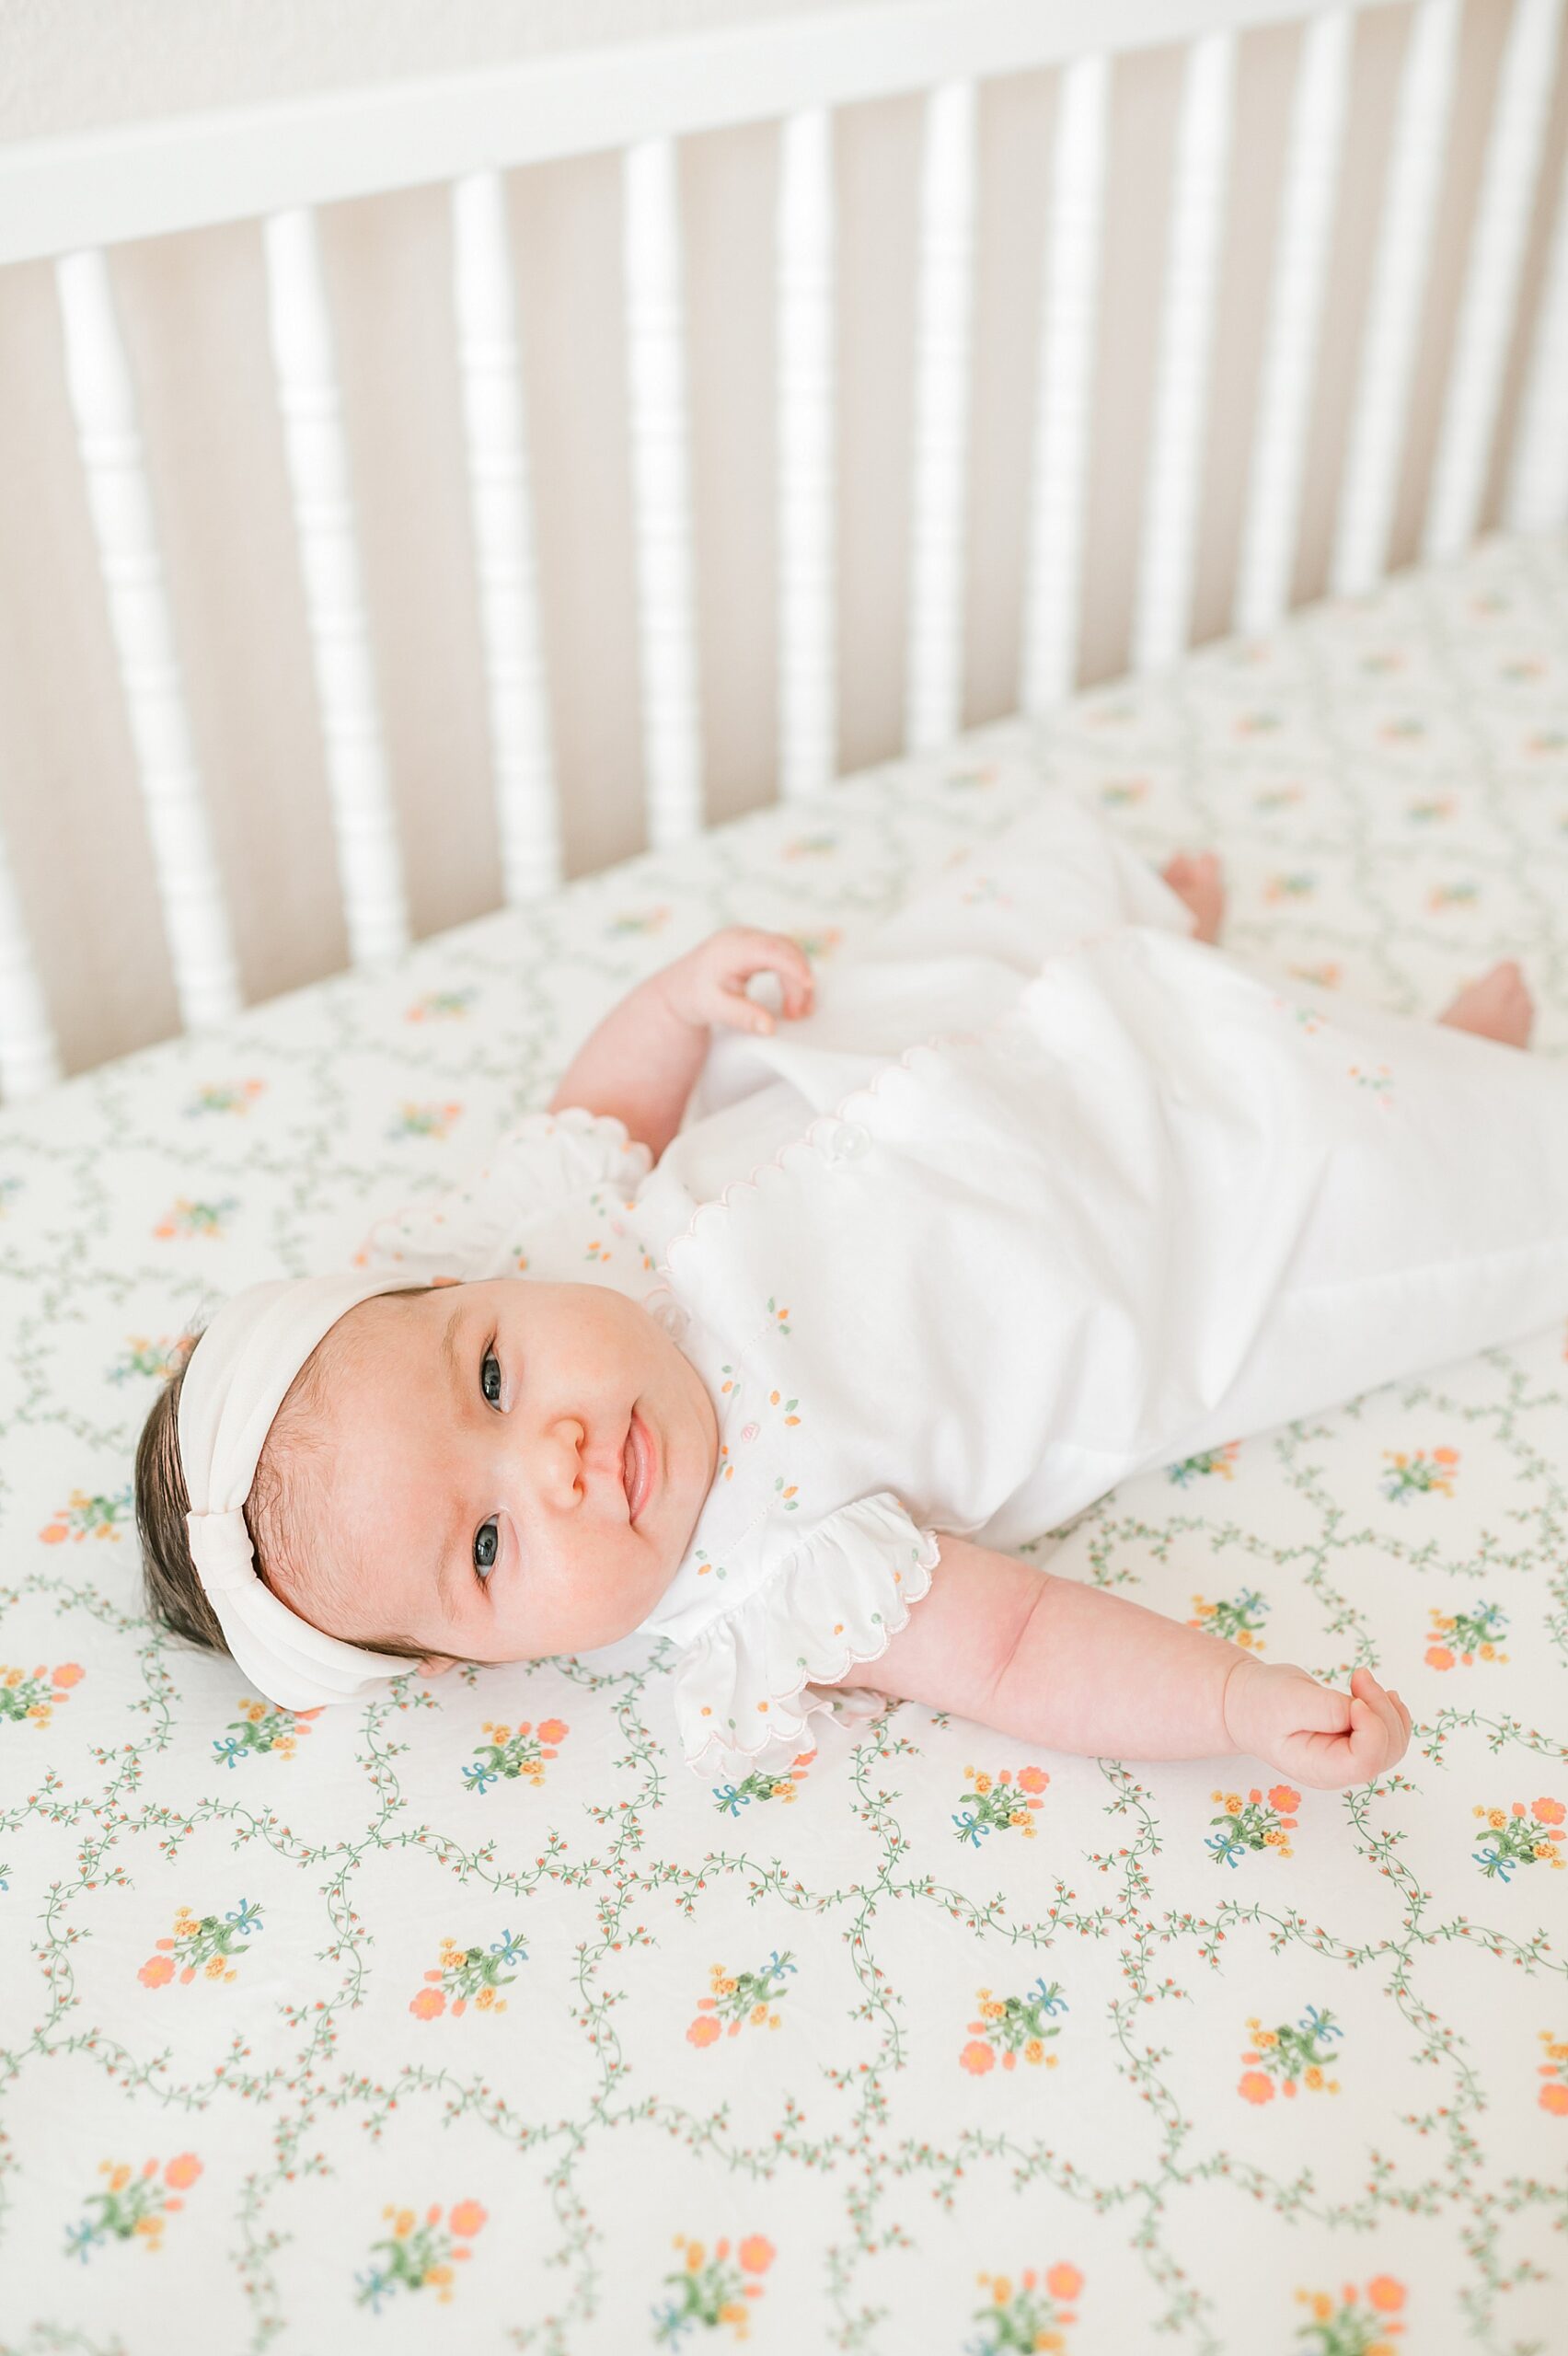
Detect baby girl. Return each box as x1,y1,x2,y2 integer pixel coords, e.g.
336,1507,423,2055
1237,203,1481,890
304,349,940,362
135,779,1562,1795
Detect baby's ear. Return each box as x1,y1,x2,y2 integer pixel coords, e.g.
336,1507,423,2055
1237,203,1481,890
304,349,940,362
417,1656,457,1676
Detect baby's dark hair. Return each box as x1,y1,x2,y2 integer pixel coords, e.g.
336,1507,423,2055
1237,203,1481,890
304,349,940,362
133,1289,466,1671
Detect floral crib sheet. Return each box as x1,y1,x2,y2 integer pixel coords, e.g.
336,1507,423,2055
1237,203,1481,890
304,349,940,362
4,528,1568,2356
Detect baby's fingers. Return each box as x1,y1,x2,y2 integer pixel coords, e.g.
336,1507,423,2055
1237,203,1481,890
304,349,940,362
1350,1667,1407,1768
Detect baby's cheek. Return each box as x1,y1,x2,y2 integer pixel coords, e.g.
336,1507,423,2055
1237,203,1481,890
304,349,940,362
540,1548,668,1654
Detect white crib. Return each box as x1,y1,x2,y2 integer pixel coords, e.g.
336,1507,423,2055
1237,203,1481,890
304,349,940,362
1,0,1564,1102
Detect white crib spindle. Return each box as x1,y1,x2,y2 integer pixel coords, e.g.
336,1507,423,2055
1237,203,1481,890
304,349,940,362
1132,29,1236,675
450,171,562,907
1506,132,1568,534
0,818,63,1103
1424,0,1564,562
776,109,836,802
905,78,976,756
1233,8,1351,639
1021,52,1109,714
54,248,245,1036
262,207,409,964
1330,0,1460,598
623,137,704,850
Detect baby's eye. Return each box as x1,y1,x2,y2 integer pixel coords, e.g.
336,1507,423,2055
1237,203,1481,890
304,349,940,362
481,1346,502,1407
474,1519,500,1583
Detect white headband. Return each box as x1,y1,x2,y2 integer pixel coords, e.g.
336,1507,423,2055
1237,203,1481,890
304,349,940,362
175,1268,437,1710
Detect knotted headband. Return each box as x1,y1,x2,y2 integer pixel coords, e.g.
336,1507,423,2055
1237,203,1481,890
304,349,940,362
176,1268,438,1710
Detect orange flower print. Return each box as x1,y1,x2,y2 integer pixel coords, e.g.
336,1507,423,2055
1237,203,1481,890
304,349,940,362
953,1763,1048,1844
1188,1587,1268,1649
656,2233,775,2341
960,1979,1066,2076
64,2154,203,2259
1167,1441,1240,1486
1237,2005,1342,2102
464,1718,568,1795
410,1929,525,2019
137,1898,261,1988
0,1661,86,1729
1381,1446,1458,1504
1539,2029,1568,2116
1293,2278,1406,2345
358,2200,486,2312
186,1078,267,1115
1208,1787,1297,1867
404,988,477,1024
1424,1599,1508,1669
712,1752,814,1814
1471,1798,1568,1880
972,2263,1083,2348
214,1700,317,1769
152,1195,240,1240
40,1484,133,1545
389,1101,463,1140
687,1951,796,2046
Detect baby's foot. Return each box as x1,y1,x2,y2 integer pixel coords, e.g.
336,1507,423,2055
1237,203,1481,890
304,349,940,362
1160,849,1225,944
1437,959,1534,1048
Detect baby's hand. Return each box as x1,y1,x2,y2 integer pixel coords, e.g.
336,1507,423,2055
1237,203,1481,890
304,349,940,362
655,926,815,1038
1224,1657,1412,1791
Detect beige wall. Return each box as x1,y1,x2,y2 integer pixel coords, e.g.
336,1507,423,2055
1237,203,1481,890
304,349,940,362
0,0,1564,1086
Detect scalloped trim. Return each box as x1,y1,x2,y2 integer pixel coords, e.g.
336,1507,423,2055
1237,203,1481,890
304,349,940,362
674,1503,943,1775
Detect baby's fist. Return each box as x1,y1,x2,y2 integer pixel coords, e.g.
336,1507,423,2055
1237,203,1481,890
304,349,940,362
1224,1657,1412,1791
656,926,814,1037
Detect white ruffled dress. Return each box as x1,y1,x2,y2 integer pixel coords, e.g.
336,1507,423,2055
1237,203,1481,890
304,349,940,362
356,768,1568,1784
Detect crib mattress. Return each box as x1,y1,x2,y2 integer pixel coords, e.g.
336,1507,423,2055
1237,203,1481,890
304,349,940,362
5,530,1568,2353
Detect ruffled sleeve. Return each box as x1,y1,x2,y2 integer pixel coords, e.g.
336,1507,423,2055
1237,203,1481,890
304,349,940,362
351,1105,654,1283
668,1492,942,1779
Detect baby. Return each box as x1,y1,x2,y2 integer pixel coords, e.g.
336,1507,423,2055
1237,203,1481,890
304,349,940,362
135,820,1546,1795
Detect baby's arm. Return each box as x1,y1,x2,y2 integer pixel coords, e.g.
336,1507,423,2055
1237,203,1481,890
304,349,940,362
847,1531,1411,1791
548,927,813,1161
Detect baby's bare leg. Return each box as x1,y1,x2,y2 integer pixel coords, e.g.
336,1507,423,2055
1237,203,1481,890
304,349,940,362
1159,849,1533,1048
1437,959,1534,1048
1159,850,1225,944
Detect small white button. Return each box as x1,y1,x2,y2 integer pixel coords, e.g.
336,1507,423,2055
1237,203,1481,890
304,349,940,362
652,1298,690,1338
823,1120,870,1162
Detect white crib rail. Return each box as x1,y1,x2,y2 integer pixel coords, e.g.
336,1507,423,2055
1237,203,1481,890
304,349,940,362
1132,29,1237,673
263,208,411,965
623,137,705,854
1020,53,1109,715
1233,7,1351,638
905,79,978,753
776,110,837,802
451,171,563,907
1330,0,1462,598
54,248,245,1034
1424,0,1565,560
1,0,1565,1102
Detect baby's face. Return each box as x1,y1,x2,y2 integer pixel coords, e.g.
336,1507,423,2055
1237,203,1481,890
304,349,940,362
305,1276,718,1669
